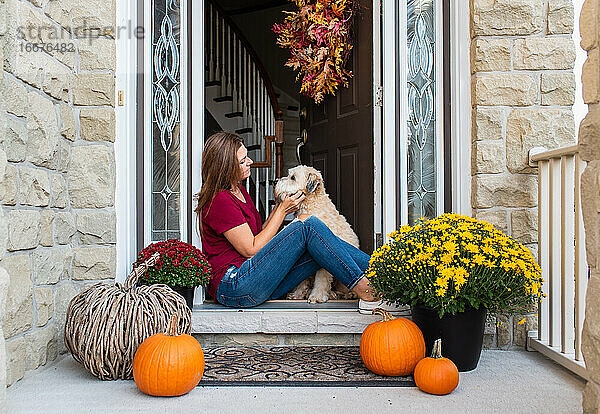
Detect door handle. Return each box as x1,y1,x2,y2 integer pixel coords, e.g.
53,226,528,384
296,129,308,165
299,107,307,120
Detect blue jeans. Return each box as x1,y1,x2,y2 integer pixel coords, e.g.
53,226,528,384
215,216,371,307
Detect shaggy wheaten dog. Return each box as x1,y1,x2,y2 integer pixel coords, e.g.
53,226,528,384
274,165,359,303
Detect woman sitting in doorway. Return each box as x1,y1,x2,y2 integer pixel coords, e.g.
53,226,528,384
195,131,388,314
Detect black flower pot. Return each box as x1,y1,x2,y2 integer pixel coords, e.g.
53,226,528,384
171,286,195,310
411,304,487,372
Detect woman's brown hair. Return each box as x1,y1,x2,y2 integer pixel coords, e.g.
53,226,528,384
194,131,244,237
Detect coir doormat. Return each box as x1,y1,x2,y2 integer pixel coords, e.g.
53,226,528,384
198,346,415,387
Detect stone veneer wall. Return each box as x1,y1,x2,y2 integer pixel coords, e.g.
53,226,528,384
0,0,116,388
470,0,577,346
580,0,600,411
0,268,8,413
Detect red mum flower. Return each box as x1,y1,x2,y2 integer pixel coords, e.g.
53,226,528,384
133,239,212,289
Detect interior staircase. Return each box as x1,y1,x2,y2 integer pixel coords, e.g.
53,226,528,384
205,0,299,221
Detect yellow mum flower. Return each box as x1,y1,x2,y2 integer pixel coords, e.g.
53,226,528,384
465,244,478,254
435,276,449,289
482,245,497,256
441,253,454,265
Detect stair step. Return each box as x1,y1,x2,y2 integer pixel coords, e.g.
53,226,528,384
205,80,221,87
214,96,233,102
287,105,299,111
235,127,253,134
246,144,261,151
225,111,243,118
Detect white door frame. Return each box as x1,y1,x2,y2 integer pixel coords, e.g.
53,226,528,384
372,0,383,250
380,0,471,241
381,0,400,242
115,0,201,283
449,0,472,216
191,0,204,252
116,0,471,299
190,1,387,305
191,0,205,304
114,0,139,283
143,0,191,248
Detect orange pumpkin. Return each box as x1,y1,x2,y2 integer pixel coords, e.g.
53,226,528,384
133,313,205,396
414,338,459,395
360,308,426,376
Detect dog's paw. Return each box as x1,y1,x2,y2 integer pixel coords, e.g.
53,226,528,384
308,289,330,303
341,290,358,299
287,279,312,300
331,283,358,300
287,290,308,300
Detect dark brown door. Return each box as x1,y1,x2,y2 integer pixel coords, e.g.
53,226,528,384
299,0,374,253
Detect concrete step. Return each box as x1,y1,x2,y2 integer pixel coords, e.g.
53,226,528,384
190,301,411,334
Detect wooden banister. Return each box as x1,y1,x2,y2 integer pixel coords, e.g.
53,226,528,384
251,135,275,169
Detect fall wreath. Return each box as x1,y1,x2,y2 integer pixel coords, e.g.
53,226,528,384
273,0,357,103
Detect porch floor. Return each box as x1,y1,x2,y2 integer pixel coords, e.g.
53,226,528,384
7,349,584,413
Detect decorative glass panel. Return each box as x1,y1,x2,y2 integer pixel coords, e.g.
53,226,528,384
152,0,181,241
407,0,437,225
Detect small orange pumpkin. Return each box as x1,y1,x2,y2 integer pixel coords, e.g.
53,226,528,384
414,338,459,395
360,308,426,376
133,313,205,396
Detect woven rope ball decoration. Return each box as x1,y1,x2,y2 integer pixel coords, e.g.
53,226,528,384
64,252,192,380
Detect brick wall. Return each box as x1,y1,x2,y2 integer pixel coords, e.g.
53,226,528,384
0,0,117,387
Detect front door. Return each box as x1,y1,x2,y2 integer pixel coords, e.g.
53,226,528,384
299,0,374,253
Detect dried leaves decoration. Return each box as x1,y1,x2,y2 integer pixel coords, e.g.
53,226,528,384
273,0,357,103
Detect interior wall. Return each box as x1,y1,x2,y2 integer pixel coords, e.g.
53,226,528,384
229,5,301,102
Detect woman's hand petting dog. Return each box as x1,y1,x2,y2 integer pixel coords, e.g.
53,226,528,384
278,190,305,215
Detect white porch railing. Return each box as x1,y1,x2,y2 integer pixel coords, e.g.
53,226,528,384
527,145,589,380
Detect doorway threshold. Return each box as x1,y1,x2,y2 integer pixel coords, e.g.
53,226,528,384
194,300,362,312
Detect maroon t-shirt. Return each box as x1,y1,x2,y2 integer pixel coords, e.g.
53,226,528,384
201,185,262,299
